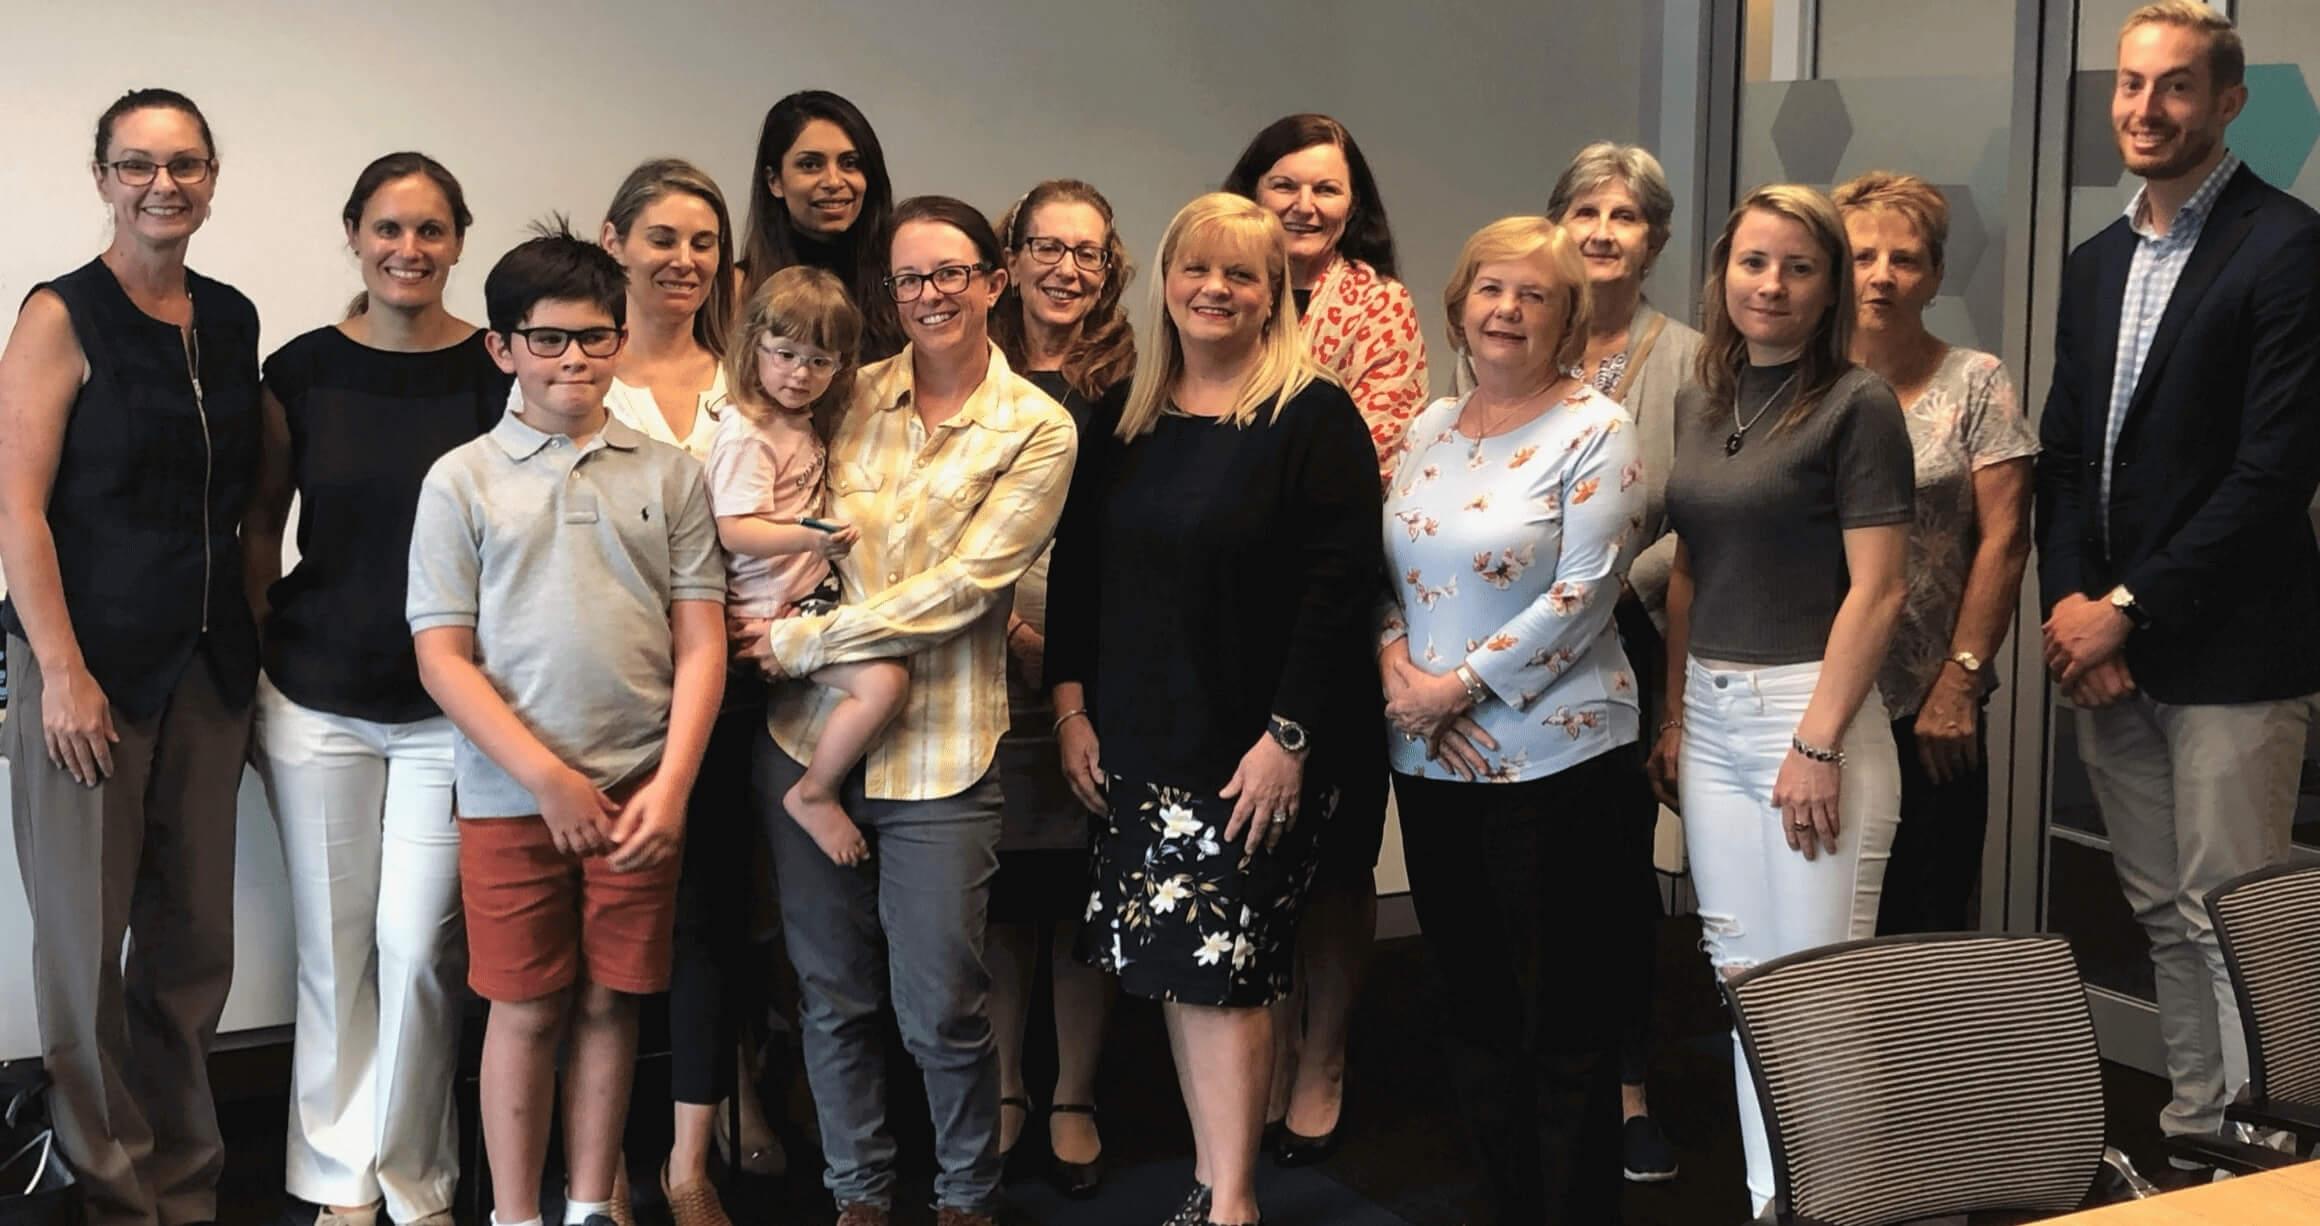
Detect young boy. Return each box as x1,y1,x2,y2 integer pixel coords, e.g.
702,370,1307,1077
406,224,726,1226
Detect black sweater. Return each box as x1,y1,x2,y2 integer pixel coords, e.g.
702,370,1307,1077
1046,378,1384,791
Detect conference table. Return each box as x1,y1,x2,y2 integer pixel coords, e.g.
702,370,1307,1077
2040,1160,2320,1223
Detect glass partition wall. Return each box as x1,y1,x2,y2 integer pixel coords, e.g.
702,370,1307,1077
1720,0,2320,1073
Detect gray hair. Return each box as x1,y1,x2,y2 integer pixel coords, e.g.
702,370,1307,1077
1545,142,1676,260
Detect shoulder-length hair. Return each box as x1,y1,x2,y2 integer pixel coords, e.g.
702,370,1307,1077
1117,193,1326,441
1443,217,1592,375
1546,141,1677,264
1222,113,1399,279
604,157,736,359
1695,184,1857,433
990,179,1136,401
724,265,862,443
739,91,894,307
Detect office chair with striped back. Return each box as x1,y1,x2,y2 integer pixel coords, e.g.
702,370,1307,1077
1721,933,2150,1226
2167,861,2320,1175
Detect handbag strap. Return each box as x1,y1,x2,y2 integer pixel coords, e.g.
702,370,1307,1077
1605,312,1669,405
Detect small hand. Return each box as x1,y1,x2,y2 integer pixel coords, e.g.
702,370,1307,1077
1771,749,1842,860
1913,667,1982,784
1057,715,1107,815
814,522,860,560
1219,734,1305,855
2064,655,2136,709
1646,723,1682,810
2042,592,2129,684
607,773,686,871
42,663,119,788
535,766,620,858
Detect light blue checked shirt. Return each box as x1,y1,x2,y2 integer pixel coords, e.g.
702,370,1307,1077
2102,151,2242,541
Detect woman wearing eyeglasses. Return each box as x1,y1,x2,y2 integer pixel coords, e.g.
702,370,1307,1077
241,152,505,1226
0,88,260,1226
739,89,902,360
983,179,1136,1197
736,196,1078,1226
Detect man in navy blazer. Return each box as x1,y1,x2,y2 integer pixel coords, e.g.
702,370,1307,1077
2036,1,2320,1148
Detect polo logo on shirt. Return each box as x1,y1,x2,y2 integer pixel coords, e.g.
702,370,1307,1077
641,507,651,522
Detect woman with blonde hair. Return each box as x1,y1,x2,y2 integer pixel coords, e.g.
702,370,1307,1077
1046,192,1383,1226
1647,184,1913,1218
1380,216,1648,1224
596,157,737,461
1831,171,2037,936
985,178,1136,1196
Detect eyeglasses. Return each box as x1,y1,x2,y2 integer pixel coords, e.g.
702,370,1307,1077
884,262,990,303
508,326,625,358
758,342,839,373
1020,236,1111,273
104,156,215,187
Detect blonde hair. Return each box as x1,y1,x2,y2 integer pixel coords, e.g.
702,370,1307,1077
724,265,862,442
1696,184,1857,433
2122,1,2244,89
1832,171,1951,270
1116,193,1325,440
604,157,737,360
1442,217,1592,375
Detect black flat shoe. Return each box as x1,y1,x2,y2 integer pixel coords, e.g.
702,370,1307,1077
997,1096,1036,1182
1271,1123,1340,1167
1260,1118,1286,1157
1046,1103,1104,1199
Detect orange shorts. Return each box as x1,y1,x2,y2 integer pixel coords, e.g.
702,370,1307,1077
457,812,683,1001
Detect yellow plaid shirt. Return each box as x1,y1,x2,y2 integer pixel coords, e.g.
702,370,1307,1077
764,343,1078,800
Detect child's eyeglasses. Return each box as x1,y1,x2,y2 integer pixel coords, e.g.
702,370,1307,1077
758,343,839,373
508,326,625,358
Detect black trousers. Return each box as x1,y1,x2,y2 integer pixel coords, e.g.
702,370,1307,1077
666,693,767,1104
1611,597,1665,1089
1874,711,1992,935
1397,745,1653,1225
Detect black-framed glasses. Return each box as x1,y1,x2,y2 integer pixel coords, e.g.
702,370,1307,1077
884,262,990,303
104,156,215,187
508,326,625,358
758,341,839,373
1020,236,1111,273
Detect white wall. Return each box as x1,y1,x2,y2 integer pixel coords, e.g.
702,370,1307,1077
0,0,1665,1056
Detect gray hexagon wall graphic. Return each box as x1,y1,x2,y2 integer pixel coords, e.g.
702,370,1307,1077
2233,64,2320,190
1771,80,1853,186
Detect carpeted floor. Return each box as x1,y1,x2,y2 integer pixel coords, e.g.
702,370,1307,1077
213,914,2181,1225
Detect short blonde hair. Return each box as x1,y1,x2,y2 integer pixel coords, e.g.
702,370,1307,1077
1832,171,1951,270
1442,217,1592,375
2122,1,2244,90
1546,142,1677,260
1116,192,1326,440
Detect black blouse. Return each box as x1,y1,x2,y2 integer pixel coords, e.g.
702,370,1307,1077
1046,379,1384,791
0,259,261,719
259,327,508,722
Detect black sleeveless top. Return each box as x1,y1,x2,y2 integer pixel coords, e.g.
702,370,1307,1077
0,259,262,718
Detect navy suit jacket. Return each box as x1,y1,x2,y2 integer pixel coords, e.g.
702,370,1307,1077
2034,163,2320,704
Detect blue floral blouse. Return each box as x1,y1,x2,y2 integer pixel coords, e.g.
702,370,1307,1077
1380,386,1644,782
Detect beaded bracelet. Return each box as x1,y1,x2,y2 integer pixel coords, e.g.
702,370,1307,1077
1791,735,1845,766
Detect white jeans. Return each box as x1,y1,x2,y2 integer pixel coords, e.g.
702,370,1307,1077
1678,657,1900,1214
252,677,464,1218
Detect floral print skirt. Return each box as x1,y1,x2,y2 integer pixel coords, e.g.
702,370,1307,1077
1077,773,1338,1007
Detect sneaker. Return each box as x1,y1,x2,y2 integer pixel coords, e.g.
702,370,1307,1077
1622,1114,1679,1182
315,1208,379,1226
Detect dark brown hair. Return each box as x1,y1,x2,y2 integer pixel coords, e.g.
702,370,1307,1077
1222,112,1398,279
95,87,215,164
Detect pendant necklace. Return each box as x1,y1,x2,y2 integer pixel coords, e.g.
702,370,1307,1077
1726,370,1799,456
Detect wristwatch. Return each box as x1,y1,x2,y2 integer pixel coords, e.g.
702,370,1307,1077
2108,585,2152,630
1949,650,1983,676
1267,715,1310,755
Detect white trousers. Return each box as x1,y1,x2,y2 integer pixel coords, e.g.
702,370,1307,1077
2075,691,2313,1138
1678,657,1900,1214
251,677,464,1218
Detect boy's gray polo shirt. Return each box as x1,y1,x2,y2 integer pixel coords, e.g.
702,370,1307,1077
407,409,725,817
